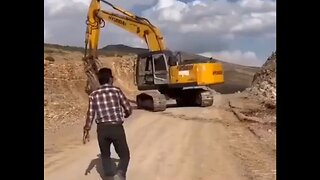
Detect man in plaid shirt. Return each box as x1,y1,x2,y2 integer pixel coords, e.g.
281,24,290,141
83,68,132,180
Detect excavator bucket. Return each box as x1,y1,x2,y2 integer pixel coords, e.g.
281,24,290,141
82,56,102,94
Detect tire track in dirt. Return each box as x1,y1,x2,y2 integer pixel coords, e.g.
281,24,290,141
45,107,248,180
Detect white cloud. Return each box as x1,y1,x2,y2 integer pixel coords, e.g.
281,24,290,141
148,0,189,22
44,27,47,41
231,11,276,35
191,0,207,7
99,0,156,10
142,0,275,38
239,0,275,12
45,0,88,17
44,21,51,42
44,0,276,66
200,50,263,67
153,0,176,9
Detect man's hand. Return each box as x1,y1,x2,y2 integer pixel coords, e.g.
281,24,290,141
85,169,91,175
124,112,131,118
83,129,90,144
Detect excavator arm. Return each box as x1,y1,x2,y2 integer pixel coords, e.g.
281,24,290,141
84,0,166,55
83,0,167,94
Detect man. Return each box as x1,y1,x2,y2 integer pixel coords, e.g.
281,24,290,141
83,68,132,180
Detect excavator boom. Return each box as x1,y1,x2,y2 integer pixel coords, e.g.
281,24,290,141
84,0,166,57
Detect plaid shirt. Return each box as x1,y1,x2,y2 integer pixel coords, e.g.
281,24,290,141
84,84,132,130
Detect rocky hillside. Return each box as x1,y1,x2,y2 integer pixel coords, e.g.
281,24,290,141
44,43,265,132
44,60,87,132
44,46,137,132
246,52,276,106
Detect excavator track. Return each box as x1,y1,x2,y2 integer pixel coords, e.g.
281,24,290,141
176,89,213,107
136,91,167,112
196,90,214,107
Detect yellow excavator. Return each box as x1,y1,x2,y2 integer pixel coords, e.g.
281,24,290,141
83,0,224,111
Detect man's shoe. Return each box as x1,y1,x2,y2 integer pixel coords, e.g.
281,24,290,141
114,171,126,180
103,176,114,180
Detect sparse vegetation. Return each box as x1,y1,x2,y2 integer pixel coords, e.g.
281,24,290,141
44,43,84,52
45,43,145,57
45,56,55,62
44,49,55,54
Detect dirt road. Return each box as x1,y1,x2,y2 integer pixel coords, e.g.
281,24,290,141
44,94,275,180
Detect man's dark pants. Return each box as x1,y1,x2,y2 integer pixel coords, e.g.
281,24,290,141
97,123,130,177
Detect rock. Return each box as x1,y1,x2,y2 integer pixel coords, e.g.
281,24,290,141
264,102,276,109
246,52,276,104
45,56,55,62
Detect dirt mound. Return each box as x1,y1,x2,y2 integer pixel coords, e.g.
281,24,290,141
44,50,137,132
246,52,276,106
44,57,88,132
102,55,137,98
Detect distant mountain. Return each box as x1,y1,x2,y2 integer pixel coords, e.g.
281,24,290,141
100,44,148,54
44,43,261,94
44,43,84,52
44,43,259,69
100,45,259,69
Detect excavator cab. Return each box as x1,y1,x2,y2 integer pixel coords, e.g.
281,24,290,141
168,55,178,66
135,51,173,90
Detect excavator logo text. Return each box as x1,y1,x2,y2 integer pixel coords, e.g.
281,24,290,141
108,16,126,26
212,71,223,75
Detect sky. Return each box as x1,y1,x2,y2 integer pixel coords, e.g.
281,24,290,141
44,0,276,67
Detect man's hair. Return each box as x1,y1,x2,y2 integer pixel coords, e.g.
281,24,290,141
97,68,113,85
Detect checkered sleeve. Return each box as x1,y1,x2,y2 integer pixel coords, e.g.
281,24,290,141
118,89,132,118
84,96,95,130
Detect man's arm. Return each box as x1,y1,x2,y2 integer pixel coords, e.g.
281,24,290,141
118,89,132,118
84,96,95,130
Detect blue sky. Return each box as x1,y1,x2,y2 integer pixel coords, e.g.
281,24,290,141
44,0,276,66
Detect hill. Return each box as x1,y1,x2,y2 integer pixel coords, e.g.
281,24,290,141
100,44,148,54
44,43,260,94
